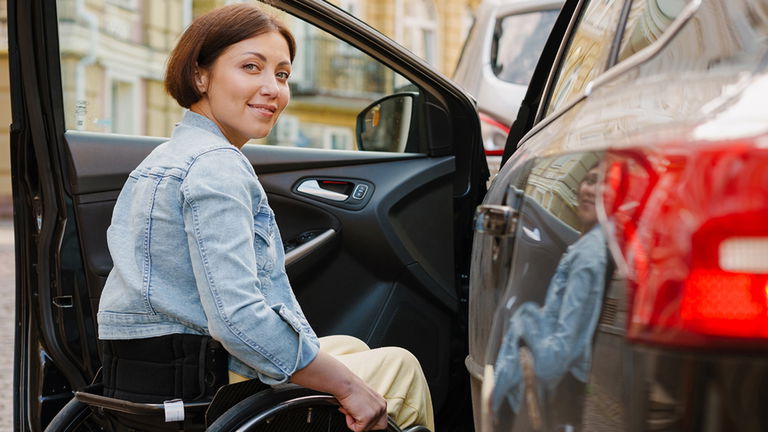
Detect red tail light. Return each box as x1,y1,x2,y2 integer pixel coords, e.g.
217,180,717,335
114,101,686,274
600,137,768,349
479,113,510,156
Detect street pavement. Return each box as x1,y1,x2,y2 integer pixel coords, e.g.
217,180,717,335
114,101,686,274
0,220,14,432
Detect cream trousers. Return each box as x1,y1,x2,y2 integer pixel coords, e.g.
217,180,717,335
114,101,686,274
230,335,435,430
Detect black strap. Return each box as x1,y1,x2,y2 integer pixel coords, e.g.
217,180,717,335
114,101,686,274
99,334,228,404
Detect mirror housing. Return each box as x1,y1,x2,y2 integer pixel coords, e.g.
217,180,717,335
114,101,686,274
356,92,416,152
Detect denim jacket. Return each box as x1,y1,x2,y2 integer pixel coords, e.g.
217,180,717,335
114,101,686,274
98,111,320,385
492,225,607,412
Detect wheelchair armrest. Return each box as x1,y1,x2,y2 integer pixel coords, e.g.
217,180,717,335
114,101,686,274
74,391,211,416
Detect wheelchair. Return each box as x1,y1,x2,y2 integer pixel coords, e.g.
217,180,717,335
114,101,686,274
45,378,431,432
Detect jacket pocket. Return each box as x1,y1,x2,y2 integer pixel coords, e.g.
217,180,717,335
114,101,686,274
253,206,277,273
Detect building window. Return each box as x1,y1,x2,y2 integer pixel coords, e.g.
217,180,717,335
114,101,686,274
323,127,354,150
108,77,139,135
399,0,438,67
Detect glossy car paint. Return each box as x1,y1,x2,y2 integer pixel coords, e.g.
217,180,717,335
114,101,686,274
470,0,768,430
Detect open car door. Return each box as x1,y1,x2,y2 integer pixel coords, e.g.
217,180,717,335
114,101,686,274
9,0,488,430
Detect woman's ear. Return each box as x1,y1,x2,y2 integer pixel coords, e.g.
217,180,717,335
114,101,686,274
194,66,209,94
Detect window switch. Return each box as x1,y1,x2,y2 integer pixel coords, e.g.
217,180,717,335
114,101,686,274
352,184,368,200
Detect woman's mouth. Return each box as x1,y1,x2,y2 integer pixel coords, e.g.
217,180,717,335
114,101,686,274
248,103,276,117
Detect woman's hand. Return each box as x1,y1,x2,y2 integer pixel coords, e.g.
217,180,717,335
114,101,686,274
290,351,388,431
336,375,387,431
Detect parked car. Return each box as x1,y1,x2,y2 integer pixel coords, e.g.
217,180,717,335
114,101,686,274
9,0,489,430
453,0,562,175
468,0,768,431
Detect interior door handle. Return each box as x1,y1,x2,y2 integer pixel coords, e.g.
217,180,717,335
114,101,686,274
296,180,348,201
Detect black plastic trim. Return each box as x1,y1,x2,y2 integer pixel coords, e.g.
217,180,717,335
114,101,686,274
64,130,427,195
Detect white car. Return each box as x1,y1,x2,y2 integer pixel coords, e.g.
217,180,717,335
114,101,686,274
454,0,563,174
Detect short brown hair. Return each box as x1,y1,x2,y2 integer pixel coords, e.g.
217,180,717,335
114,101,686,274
165,4,296,108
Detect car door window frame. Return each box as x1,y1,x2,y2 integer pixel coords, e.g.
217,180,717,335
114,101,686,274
535,0,631,123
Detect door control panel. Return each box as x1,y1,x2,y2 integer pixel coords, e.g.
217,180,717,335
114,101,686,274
352,184,369,200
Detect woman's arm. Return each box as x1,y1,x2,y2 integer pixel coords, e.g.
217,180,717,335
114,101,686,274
525,229,607,383
182,148,319,383
291,351,387,432
183,149,385,431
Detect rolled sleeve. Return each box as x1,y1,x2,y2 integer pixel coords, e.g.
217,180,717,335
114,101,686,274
181,148,318,384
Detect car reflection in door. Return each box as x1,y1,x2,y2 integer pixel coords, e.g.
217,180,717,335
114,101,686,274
489,154,610,432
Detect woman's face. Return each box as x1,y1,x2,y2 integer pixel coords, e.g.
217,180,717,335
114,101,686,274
191,31,291,147
577,166,599,231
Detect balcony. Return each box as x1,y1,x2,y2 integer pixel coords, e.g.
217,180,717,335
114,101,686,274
292,35,394,99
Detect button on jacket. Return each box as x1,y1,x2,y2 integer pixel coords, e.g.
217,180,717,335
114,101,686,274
98,111,320,385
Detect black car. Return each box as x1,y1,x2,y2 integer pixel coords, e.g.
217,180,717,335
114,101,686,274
469,0,768,431
9,0,488,430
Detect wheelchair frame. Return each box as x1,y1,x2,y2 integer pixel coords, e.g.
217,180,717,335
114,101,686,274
45,382,430,432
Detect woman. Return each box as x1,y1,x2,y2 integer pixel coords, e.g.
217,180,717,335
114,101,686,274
97,5,433,431
491,163,607,420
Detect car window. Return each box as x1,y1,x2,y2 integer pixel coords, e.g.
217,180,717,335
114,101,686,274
492,9,560,86
544,0,627,116
56,0,418,153
617,0,688,62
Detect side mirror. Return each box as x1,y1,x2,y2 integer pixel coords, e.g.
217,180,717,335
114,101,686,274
356,93,416,152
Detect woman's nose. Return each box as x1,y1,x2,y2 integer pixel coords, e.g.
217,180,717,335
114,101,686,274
258,75,279,98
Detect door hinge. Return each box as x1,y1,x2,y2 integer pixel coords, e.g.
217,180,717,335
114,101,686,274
473,204,519,237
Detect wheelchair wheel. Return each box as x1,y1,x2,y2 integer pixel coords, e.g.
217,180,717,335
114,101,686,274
44,398,108,432
208,385,400,432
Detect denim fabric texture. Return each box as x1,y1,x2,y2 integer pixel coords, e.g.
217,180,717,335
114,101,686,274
492,225,607,413
98,110,320,385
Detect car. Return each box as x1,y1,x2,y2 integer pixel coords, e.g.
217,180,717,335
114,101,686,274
468,0,768,431
453,0,562,176
9,0,489,430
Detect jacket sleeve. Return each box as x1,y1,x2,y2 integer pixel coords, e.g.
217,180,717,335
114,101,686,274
524,228,607,384
181,148,318,385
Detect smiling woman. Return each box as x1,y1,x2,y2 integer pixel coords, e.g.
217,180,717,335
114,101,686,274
184,32,292,145
165,7,294,145
95,4,433,432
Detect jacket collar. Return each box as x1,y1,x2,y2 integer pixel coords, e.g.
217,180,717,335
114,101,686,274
175,110,229,143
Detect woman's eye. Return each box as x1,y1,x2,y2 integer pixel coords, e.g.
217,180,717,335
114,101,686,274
243,63,258,72
276,71,290,80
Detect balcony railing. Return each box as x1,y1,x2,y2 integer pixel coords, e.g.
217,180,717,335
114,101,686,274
293,36,394,98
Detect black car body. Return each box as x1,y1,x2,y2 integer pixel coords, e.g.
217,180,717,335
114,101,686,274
469,0,768,431
9,0,488,430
